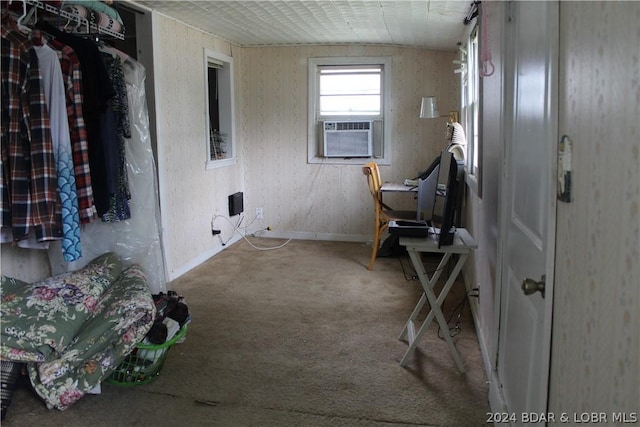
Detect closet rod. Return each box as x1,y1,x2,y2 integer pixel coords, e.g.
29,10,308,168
26,0,125,40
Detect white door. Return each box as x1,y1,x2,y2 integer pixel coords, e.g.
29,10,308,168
497,1,558,423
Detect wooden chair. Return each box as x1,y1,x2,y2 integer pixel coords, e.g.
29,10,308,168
362,162,417,270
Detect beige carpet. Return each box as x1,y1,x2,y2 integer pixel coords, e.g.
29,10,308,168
4,238,490,426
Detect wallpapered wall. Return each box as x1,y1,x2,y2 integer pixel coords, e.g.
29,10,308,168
465,0,505,375
151,14,245,278
550,2,639,414
240,45,458,242
150,15,458,278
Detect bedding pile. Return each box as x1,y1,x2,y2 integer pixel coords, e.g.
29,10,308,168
0,252,155,411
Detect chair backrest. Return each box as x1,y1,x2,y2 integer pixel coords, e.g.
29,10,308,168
416,164,440,221
362,162,384,222
362,161,382,196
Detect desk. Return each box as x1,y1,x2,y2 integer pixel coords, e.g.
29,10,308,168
380,182,419,220
380,182,417,193
398,228,477,372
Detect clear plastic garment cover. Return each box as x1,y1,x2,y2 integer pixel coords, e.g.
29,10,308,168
48,56,167,294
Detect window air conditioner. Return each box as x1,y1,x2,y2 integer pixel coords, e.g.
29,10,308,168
321,120,373,157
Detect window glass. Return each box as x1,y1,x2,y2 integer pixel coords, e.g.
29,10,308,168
319,67,381,116
469,28,480,175
207,65,223,160
461,25,482,195
204,49,236,169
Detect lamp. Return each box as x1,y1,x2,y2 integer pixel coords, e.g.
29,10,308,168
419,96,458,122
419,96,439,118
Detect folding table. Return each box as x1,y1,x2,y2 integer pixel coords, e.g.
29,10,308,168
398,228,477,372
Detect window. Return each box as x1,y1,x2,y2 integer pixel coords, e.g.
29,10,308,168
461,26,481,195
308,57,392,165
319,66,381,116
204,49,236,169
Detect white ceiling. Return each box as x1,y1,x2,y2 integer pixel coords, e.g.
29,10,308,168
131,1,473,51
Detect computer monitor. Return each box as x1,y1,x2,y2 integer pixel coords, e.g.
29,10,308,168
431,150,461,247
416,165,440,222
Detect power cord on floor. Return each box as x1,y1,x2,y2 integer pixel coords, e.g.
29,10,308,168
214,213,292,251
398,256,418,281
437,290,473,339
250,226,273,237
397,254,454,282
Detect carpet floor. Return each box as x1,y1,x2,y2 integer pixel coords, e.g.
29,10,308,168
3,238,490,426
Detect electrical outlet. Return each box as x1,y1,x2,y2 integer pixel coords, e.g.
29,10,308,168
256,207,264,219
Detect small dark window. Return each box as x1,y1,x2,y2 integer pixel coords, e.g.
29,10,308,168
205,50,235,168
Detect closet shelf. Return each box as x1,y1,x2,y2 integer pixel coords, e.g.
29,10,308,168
27,0,124,40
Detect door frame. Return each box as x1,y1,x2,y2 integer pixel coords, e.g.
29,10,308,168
490,0,559,417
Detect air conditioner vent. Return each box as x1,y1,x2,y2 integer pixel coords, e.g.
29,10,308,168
321,120,373,157
334,121,371,131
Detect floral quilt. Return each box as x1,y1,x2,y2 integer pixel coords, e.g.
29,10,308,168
0,253,155,410
1,253,122,362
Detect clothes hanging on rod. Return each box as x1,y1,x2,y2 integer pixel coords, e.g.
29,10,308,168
49,49,168,294
2,10,133,262
33,40,82,261
48,36,98,223
37,21,118,217
100,49,132,223
1,14,62,244
3,3,165,290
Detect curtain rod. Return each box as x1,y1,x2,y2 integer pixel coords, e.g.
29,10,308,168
463,1,480,26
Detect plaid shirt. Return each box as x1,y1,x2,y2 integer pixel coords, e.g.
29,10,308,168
1,23,61,242
41,23,116,216
50,39,97,224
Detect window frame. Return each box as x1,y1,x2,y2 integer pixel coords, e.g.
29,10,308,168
307,56,392,165
462,25,482,196
204,48,237,170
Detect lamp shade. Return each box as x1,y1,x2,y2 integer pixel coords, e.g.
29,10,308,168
419,96,439,119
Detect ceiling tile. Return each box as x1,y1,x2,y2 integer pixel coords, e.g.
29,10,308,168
132,0,472,50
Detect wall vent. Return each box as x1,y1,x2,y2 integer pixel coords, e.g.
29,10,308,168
228,192,244,216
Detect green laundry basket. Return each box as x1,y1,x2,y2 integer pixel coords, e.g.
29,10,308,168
107,324,187,386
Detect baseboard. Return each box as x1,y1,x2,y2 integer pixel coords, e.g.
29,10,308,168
489,368,508,413
464,275,494,376
463,270,500,412
254,230,370,243
167,233,243,281
168,232,368,281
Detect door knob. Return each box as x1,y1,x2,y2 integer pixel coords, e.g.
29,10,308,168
522,275,546,298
